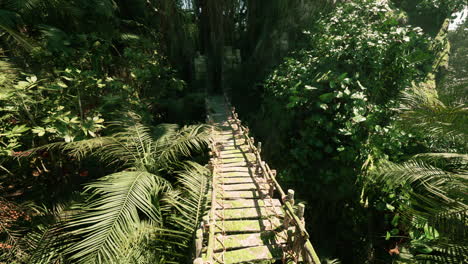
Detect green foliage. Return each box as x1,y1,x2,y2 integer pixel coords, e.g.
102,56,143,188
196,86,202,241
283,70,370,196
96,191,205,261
251,0,465,262
258,0,431,196
2,119,211,263
416,0,466,18
65,171,170,263
369,157,467,263
397,89,468,151
57,121,210,263
1,1,208,263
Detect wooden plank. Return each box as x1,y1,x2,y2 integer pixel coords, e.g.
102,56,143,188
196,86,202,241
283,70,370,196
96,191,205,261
219,145,249,150
220,157,249,164
218,131,235,135
218,150,244,155
218,167,252,173
215,245,283,264
216,199,281,209
217,219,282,233
222,183,268,191
218,135,243,140
217,190,264,199
219,156,250,163
218,177,255,184
219,171,252,177
220,162,250,168
222,141,246,146
220,153,255,160
222,207,284,219
218,149,242,154
214,230,289,251
219,157,251,163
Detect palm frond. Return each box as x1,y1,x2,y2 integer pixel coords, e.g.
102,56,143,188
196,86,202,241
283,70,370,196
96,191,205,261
430,206,468,242
22,224,67,264
373,159,467,259
64,170,171,263
145,162,211,262
414,242,468,264
0,10,36,51
398,89,468,144
155,124,211,167
5,0,84,24
413,153,468,170
375,160,465,203
165,162,211,232
113,221,162,264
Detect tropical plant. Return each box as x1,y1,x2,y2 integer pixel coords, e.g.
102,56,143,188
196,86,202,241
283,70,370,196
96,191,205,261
397,89,468,151
363,86,467,263
370,157,467,263
33,117,212,263
1,117,211,263
245,0,462,262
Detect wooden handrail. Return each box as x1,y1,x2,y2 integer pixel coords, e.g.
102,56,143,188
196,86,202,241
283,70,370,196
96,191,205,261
228,104,321,264
205,144,217,262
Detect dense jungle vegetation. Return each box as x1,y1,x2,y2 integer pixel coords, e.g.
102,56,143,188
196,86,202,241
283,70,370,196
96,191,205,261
1,0,467,263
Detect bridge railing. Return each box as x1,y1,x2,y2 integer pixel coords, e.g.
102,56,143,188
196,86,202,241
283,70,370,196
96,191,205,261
227,100,320,264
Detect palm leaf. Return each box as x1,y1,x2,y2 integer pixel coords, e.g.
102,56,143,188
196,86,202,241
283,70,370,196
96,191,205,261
22,224,67,264
156,162,211,261
154,124,211,167
0,9,39,50
373,159,467,262
398,89,468,144
113,221,163,264
64,171,171,263
166,162,211,231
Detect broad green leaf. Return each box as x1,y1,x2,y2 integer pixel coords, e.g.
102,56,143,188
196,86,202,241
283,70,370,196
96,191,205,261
319,92,334,103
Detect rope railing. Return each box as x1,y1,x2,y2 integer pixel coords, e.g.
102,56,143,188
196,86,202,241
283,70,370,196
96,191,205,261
225,97,320,264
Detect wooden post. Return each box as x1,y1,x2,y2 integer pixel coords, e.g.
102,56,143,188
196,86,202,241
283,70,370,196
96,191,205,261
271,169,277,178
268,180,275,197
203,217,209,234
287,189,295,206
283,190,295,229
269,169,277,197
195,222,203,258
257,142,262,154
283,211,291,229
261,161,266,177
296,203,305,222
293,228,304,263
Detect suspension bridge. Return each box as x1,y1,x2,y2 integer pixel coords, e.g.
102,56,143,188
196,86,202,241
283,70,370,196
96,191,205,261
193,96,320,264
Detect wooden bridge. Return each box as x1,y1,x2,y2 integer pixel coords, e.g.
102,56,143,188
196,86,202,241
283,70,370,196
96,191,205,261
193,96,320,264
